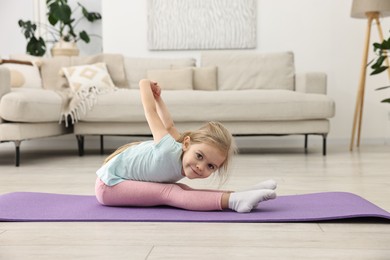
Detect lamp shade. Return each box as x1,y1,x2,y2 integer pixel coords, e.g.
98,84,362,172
351,0,390,18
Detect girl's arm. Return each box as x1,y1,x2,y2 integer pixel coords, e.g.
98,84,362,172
152,84,181,140
139,79,168,143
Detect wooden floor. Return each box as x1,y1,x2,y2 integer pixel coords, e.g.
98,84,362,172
0,138,390,259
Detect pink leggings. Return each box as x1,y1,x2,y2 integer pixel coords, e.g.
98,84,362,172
95,178,224,211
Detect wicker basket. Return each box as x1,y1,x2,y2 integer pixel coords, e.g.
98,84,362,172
51,41,80,57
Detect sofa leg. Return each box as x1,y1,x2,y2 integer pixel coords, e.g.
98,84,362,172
76,135,85,156
100,135,104,155
14,140,21,167
304,134,308,154
322,134,328,156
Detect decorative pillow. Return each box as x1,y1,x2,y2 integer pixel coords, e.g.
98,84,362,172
61,62,115,91
146,68,193,90
0,59,42,89
126,57,196,89
72,54,128,88
193,67,217,91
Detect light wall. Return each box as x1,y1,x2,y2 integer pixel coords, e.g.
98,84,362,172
102,0,390,144
0,0,34,56
0,0,102,57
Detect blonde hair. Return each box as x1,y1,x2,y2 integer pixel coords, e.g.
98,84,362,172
103,121,237,184
177,121,237,185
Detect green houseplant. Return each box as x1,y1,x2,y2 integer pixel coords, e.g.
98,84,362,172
18,0,101,56
370,34,390,103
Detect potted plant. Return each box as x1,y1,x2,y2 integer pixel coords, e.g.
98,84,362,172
18,0,102,57
370,35,390,103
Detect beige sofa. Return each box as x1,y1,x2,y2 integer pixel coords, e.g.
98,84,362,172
0,67,71,167
0,51,335,166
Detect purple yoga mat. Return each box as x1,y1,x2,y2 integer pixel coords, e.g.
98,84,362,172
0,192,389,222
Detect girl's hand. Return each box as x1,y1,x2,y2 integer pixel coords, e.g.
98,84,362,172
150,81,161,99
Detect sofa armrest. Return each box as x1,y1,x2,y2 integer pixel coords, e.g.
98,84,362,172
0,66,11,99
295,72,327,94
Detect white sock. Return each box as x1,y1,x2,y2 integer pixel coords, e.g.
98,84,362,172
241,179,277,191
228,189,277,213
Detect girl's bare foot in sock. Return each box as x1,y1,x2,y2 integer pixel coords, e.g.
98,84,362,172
228,189,277,213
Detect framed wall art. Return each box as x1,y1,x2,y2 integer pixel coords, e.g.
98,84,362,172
147,0,256,50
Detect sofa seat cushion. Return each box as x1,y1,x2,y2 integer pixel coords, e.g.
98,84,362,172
78,89,335,123
0,89,63,122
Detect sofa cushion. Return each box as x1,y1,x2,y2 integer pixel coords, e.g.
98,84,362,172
78,89,335,123
146,68,193,90
40,56,71,91
168,66,218,91
39,54,128,91
201,51,295,91
193,67,217,91
71,54,128,88
124,57,196,89
62,62,115,92
0,89,63,122
0,61,42,89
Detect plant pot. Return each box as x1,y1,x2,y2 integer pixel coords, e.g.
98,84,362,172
51,41,80,57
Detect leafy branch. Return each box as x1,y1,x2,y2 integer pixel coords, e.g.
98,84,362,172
370,34,390,104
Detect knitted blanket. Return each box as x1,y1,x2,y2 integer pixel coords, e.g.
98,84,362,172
38,53,128,126
59,83,117,126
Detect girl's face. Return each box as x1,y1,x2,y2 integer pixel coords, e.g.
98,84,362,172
181,137,226,179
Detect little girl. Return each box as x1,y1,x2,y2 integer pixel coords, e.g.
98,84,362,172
95,79,277,213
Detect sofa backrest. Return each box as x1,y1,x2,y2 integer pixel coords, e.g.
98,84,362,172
38,54,128,91
124,57,196,88
201,51,295,91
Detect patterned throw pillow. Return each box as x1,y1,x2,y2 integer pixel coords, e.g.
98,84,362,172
0,59,42,89
61,62,115,91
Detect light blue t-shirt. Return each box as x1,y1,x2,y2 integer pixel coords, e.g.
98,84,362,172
96,134,184,186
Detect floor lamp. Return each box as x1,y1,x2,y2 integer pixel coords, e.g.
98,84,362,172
350,0,390,151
